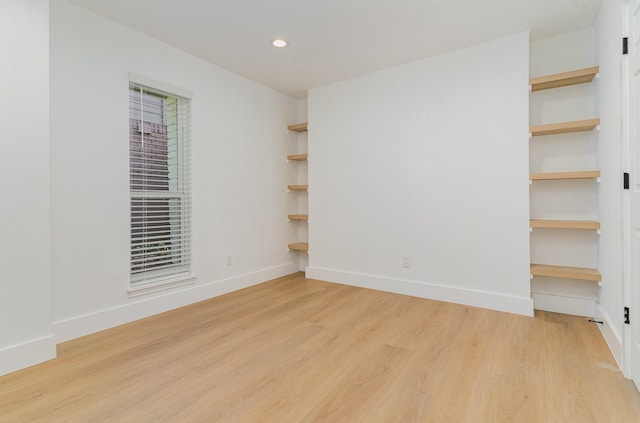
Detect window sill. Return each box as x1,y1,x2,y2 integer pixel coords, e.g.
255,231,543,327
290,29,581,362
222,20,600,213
128,273,196,298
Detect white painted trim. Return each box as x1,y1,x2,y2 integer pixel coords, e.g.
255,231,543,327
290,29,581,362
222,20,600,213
128,72,193,99
127,273,196,297
596,304,624,369
306,267,534,317
53,262,298,343
0,334,56,377
532,292,595,317
621,0,634,381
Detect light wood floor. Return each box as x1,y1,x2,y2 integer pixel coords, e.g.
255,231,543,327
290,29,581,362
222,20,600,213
2,273,640,422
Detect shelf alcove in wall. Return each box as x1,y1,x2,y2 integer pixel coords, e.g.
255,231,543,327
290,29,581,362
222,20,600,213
529,66,601,311
287,122,309,256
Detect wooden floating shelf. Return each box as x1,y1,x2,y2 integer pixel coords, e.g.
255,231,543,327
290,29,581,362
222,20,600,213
530,66,599,92
530,219,600,230
288,184,308,191
287,154,308,161
530,263,601,282
288,242,308,252
287,122,308,133
530,170,600,181
288,214,308,221
530,118,600,137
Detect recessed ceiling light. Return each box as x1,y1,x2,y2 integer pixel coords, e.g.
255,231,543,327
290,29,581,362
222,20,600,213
272,39,287,48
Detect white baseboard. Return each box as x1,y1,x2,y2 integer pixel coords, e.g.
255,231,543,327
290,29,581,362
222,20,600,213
306,267,534,317
53,262,298,343
532,292,596,317
595,304,623,369
0,333,56,377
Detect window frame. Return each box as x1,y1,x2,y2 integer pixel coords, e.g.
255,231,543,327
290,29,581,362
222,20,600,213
127,74,194,296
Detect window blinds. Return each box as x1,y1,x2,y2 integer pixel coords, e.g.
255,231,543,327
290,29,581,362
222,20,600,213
129,83,191,286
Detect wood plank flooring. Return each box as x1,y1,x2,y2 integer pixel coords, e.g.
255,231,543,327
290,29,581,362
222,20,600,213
1,272,639,422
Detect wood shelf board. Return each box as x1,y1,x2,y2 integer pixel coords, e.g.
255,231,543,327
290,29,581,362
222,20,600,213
287,154,308,161
530,219,600,230
287,122,308,132
530,170,600,181
530,66,599,92
288,242,309,252
287,184,308,191
530,263,601,282
530,118,600,136
288,214,308,221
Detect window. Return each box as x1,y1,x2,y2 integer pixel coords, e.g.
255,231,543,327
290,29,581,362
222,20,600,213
129,80,191,289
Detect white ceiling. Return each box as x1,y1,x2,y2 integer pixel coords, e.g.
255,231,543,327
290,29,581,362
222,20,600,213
66,0,602,99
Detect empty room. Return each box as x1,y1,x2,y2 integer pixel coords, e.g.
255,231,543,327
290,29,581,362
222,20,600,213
3,0,640,420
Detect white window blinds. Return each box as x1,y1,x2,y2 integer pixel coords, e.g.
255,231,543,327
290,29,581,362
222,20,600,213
129,82,191,286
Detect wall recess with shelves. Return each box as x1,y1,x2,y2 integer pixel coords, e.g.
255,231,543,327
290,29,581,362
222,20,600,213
287,122,309,262
529,64,601,316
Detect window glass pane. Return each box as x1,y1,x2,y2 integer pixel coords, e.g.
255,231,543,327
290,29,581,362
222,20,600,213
129,83,191,286
131,197,186,276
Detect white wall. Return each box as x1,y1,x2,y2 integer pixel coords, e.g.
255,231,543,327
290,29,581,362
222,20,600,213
595,0,625,368
0,0,56,375
307,32,533,316
50,0,299,342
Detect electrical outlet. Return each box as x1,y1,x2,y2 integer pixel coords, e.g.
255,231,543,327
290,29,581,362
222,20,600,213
402,256,411,269
226,255,232,267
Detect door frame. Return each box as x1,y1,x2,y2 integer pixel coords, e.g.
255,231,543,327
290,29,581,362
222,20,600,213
622,0,640,390
622,0,632,380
